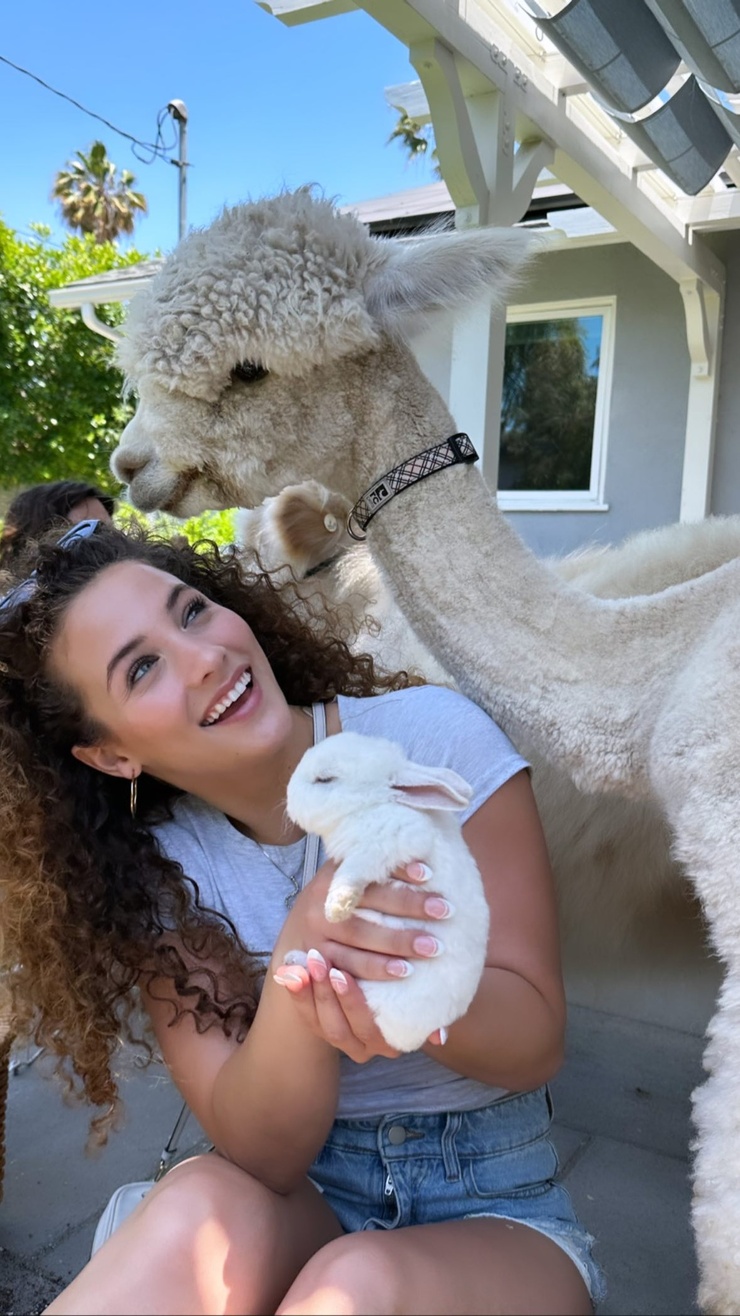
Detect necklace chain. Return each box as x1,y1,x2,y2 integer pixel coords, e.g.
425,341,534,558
254,838,306,910
250,704,316,909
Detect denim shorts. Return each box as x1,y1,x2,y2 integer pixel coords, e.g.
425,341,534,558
309,1086,606,1308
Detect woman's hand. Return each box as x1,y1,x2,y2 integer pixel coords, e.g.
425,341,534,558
272,858,450,984
272,949,446,1063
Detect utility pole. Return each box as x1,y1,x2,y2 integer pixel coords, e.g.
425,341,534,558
167,99,189,242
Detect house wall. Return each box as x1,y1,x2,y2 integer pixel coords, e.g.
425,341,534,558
410,241,693,558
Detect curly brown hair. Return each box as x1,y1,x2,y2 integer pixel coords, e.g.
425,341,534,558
0,480,115,569
0,522,414,1140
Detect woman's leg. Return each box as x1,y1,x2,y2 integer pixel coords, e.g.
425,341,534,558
45,1153,343,1316
278,1216,593,1316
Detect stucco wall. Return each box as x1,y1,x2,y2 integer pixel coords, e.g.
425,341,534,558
411,240,693,559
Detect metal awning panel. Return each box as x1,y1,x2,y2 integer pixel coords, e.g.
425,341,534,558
540,0,680,114
619,76,733,195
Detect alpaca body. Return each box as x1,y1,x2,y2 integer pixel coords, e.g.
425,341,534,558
112,189,740,1309
286,731,489,1053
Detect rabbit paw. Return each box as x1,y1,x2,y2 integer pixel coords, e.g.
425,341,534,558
324,887,359,922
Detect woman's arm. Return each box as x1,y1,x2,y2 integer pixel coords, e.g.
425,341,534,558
419,768,566,1091
143,952,340,1194
142,862,447,1193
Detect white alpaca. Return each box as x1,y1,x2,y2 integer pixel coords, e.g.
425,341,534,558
286,731,489,1053
111,189,740,1313
237,483,740,950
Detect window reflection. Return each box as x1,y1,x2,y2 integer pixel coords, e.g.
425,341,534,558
499,313,603,493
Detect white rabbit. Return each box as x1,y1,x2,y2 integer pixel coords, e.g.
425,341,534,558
285,731,490,1052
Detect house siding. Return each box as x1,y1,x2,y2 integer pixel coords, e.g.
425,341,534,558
411,242,693,558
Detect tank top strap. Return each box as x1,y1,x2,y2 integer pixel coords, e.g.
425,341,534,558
300,702,326,889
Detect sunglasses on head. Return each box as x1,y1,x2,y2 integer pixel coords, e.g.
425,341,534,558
0,518,102,614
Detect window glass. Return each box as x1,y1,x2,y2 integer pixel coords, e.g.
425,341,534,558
499,313,603,492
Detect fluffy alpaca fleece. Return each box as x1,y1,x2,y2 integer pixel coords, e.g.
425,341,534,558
286,731,489,1052
237,486,740,951
113,188,740,1311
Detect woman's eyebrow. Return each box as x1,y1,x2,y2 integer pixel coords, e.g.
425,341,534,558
106,583,189,689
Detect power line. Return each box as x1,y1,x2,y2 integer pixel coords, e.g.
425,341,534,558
0,53,178,164
16,228,64,248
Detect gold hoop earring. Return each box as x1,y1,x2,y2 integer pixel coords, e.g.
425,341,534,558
130,774,138,819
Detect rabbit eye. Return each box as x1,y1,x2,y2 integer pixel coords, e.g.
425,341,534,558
313,775,336,784
231,361,268,385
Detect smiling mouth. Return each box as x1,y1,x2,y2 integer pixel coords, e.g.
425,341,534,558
201,668,253,726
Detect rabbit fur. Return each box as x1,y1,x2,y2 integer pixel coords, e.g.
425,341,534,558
285,731,490,1052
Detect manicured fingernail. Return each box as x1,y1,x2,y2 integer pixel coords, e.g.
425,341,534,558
273,969,305,989
386,959,414,978
307,948,328,982
424,897,453,920
414,935,443,958
439,1027,448,1045
329,969,348,995
407,862,432,883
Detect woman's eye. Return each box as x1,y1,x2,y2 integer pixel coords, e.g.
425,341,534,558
128,655,157,688
184,597,207,626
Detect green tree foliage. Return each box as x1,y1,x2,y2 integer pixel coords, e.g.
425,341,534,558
0,220,145,490
499,317,600,491
52,142,147,244
117,504,239,548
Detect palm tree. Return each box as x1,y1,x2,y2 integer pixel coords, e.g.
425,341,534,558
387,109,442,178
52,141,147,244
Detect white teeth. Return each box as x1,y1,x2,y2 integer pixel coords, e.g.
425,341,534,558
202,669,252,725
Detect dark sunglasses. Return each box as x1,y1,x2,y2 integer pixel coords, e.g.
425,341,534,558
0,518,102,614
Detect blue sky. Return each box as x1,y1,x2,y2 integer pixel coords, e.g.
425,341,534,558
0,1,433,256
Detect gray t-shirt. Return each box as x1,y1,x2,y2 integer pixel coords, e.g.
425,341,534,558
153,685,529,1118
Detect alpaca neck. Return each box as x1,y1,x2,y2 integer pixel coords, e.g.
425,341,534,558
345,341,738,797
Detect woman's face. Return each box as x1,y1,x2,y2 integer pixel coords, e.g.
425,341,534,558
48,560,294,796
67,496,113,526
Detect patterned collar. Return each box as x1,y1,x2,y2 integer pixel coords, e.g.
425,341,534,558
347,434,478,539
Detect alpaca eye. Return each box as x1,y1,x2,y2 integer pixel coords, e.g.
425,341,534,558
313,775,336,785
231,361,268,385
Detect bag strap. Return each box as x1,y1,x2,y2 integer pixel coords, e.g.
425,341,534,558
300,703,326,890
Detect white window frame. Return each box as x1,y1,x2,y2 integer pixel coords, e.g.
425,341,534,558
497,295,615,513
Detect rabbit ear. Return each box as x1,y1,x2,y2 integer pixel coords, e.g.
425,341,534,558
391,764,472,812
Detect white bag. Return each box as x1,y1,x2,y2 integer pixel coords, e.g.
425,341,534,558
91,1180,154,1254
90,1100,193,1257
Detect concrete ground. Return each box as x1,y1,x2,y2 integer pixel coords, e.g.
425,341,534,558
0,1001,703,1316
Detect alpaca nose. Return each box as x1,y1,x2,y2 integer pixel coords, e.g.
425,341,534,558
110,445,148,486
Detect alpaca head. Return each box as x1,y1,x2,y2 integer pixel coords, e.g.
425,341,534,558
112,188,537,516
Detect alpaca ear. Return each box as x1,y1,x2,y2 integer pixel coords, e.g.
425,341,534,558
365,227,545,331
391,764,473,812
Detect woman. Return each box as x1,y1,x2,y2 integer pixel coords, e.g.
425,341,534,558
0,479,115,570
0,520,604,1315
